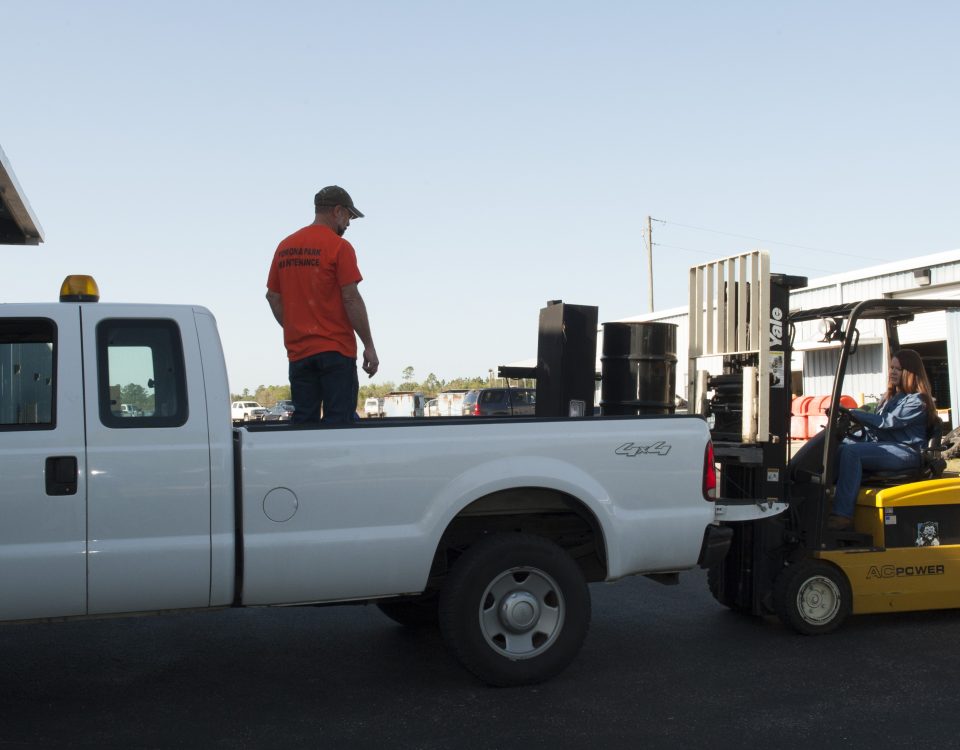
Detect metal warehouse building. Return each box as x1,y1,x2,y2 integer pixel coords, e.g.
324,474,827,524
613,249,960,427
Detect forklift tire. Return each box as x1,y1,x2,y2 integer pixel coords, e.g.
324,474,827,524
774,560,852,635
707,564,751,614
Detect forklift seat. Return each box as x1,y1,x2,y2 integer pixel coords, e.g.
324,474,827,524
861,419,948,486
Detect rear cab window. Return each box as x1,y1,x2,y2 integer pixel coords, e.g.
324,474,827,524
0,318,55,430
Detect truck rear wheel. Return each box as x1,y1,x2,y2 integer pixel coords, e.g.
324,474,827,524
438,533,590,687
774,559,851,635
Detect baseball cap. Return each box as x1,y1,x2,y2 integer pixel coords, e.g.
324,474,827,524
314,185,364,218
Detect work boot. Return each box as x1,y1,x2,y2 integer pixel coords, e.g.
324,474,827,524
827,514,853,531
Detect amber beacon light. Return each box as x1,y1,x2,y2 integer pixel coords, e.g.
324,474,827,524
59,275,100,302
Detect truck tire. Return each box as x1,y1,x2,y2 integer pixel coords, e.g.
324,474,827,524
438,532,590,687
376,594,439,628
773,559,851,635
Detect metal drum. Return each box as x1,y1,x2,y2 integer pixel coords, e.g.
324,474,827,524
600,322,677,415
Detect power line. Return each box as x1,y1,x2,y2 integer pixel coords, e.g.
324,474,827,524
653,242,832,275
652,217,877,262
650,241,716,257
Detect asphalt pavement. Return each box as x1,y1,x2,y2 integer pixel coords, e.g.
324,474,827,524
1,570,958,749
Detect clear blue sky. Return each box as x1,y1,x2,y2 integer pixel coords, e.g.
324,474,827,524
4,1,958,392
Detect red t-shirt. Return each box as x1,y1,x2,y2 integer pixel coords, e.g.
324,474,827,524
266,224,363,362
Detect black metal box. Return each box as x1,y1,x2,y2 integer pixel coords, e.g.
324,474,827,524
534,302,598,417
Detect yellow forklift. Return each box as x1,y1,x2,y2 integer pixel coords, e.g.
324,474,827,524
691,253,960,633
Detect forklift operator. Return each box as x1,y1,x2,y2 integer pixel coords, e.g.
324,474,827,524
828,349,937,531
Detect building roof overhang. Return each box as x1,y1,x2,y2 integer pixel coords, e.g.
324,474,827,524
0,146,43,245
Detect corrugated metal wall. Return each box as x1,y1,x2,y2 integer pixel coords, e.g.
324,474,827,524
658,311,689,397
949,312,960,426
802,344,885,403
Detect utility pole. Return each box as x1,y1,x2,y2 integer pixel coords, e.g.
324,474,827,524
646,215,654,312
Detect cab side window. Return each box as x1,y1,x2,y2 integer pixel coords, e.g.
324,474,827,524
97,319,188,428
0,318,55,430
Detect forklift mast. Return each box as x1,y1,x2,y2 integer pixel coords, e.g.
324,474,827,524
688,251,806,616
687,250,806,503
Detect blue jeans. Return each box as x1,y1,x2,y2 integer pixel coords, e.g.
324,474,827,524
289,351,358,425
833,440,920,518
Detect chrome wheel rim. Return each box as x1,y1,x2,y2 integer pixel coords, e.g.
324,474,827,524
796,574,841,626
478,567,565,660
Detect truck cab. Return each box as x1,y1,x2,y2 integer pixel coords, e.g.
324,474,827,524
0,278,233,622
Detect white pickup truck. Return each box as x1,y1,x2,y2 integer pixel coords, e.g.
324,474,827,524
0,277,781,685
231,400,267,423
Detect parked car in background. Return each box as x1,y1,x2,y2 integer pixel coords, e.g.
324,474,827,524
464,387,536,417
364,397,384,418
231,401,268,423
461,390,479,415
263,403,294,422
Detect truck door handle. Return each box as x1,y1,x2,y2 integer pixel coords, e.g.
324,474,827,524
45,456,78,496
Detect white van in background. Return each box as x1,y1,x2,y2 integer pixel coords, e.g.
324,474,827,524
436,390,469,416
382,391,426,418
364,397,384,418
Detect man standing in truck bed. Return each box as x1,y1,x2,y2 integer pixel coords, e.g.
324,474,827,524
266,185,379,425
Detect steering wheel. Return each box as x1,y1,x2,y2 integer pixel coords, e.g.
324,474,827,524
834,405,867,440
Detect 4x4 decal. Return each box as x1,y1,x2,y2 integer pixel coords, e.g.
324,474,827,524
615,441,672,457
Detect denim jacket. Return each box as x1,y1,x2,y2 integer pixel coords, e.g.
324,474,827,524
852,392,929,449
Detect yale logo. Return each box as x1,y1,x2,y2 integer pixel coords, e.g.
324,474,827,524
615,442,672,457
769,306,783,348
866,564,945,579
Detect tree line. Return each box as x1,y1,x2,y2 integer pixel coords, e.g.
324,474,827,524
358,370,490,404
117,383,153,413
230,384,292,406
231,368,533,409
